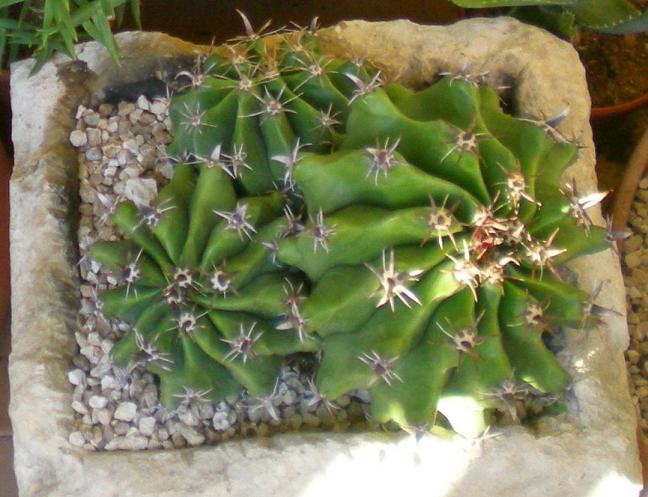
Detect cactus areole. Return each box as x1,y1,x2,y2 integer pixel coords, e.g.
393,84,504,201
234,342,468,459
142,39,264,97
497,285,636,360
89,18,612,438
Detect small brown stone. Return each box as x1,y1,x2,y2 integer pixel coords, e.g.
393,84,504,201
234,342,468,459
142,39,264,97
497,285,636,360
624,235,643,253
171,433,187,448
98,103,114,117
627,349,641,365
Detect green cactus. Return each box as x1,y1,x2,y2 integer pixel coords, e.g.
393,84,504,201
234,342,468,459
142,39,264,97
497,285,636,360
89,17,613,437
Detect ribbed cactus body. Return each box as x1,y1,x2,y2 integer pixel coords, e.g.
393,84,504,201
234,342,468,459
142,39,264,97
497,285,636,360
90,25,610,436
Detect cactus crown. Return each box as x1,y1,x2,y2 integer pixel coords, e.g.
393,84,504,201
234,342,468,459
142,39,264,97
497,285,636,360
90,15,611,438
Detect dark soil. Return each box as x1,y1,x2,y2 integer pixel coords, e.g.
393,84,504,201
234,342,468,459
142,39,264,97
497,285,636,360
576,31,648,108
575,32,648,208
130,0,464,46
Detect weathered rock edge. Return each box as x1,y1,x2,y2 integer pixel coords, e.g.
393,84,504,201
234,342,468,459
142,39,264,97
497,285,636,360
9,18,642,497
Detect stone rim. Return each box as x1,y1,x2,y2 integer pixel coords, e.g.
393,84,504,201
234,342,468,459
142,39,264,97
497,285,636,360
9,19,641,497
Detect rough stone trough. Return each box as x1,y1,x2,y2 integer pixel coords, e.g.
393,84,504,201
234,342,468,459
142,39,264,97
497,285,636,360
8,18,642,497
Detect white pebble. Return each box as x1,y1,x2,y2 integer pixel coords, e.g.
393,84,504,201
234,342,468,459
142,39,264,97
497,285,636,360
93,408,112,426
69,431,86,447
117,149,130,166
150,101,167,115
85,147,102,161
72,400,88,415
87,332,102,347
140,384,159,408
124,177,158,207
76,104,87,119
114,421,130,436
100,340,113,355
89,395,108,409
101,375,118,391
177,408,200,427
158,161,175,179
72,384,85,402
118,102,136,115
176,424,205,446
83,111,101,127
122,137,138,153
90,362,111,379
81,346,101,365
136,95,151,111
350,389,371,403
138,416,157,437
67,369,86,386
70,130,88,147
198,403,215,420
86,377,100,387
86,128,102,146
114,401,138,422
158,427,170,441
212,411,232,431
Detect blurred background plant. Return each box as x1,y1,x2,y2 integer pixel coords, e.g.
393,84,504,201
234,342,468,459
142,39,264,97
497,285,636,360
0,0,141,72
451,0,647,38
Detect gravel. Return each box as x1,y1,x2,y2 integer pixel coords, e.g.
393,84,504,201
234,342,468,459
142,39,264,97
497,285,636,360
68,93,373,451
622,179,648,435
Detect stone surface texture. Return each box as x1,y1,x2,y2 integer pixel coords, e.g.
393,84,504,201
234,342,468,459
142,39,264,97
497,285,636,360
9,18,642,497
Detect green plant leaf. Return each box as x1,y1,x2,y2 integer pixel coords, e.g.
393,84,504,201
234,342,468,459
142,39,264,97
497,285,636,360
80,18,99,39
0,0,26,8
0,27,6,68
90,6,121,64
114,3,125,26
30,45,55,75
42,0,57,30
7,29,40,44
451,0,576,7
568,0,642,30
51,0,79,57
130,0,141,29
600,9,648,33
0,18,24,30
70,0,111,27
510,5,577,38
8,0,33,62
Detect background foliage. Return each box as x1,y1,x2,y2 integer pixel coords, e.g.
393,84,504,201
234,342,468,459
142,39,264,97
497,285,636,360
0,0,141,72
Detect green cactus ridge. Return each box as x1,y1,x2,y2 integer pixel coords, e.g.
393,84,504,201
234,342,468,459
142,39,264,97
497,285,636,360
90,21,611,437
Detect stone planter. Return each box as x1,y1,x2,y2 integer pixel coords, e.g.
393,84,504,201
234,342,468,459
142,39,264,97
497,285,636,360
9,18,642,497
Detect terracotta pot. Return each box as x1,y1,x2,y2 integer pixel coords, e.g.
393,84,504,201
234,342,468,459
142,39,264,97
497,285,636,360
611,127,648,252
0,70,11,158
0,137,9,328
591,92,648,120
639,425,648,496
